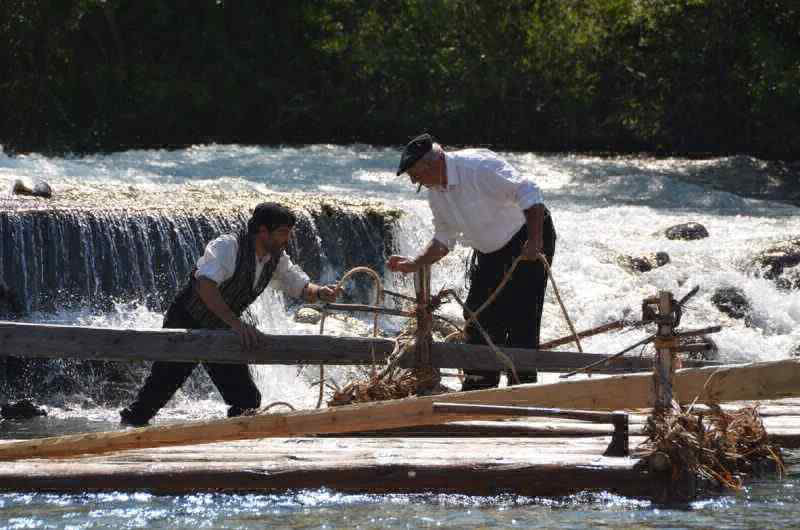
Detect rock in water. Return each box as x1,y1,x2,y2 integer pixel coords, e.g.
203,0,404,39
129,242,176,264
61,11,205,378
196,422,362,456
747,238,800,290
618,252,670,273
33,181,53,198
10,179,31,195
10,178,52,198
294,307,322,324
711,287,752,320
664,222,709,240
1,399,47,420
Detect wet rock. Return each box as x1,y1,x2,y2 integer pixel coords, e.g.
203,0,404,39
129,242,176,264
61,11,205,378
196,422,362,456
11,178,52,198
617,252,670,273
0,279,23,318
711,287,752,320
680,335,719,362
747,238,800,290
294,307,322,325
0,399,47,420
664,222,709,241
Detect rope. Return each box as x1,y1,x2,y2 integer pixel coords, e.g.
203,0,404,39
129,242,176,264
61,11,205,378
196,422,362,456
309,248,580,405
444,290,521,384
315,266,384,409
462,253,583,353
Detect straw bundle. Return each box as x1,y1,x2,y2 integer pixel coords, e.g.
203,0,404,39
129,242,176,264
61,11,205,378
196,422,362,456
638,404,784,490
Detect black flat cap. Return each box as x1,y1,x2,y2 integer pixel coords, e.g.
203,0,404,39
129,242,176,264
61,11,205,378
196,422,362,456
396,133,433,175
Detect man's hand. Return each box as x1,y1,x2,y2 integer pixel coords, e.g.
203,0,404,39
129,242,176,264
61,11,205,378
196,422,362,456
387,255,421,274
231,319,263,350
317,284,341,302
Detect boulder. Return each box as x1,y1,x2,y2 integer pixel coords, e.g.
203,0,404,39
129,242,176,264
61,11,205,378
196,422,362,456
10,178,52,198
747,238,800,290
710,287,752,320
680,335,719,362
0,399,47,420
664,222,709,241
617,252,670,273
294,307,322,325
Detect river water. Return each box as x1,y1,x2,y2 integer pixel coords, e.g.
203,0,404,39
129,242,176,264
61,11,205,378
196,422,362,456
1,144,799,528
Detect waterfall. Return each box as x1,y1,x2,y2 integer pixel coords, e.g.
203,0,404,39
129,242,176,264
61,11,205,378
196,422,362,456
0,206,395,315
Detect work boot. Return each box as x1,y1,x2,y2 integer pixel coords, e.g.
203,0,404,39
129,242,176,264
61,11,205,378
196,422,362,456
461,371,501,392
119,407,150,427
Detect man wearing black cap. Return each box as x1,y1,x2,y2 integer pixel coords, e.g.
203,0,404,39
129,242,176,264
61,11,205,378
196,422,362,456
388,135,557,390
120,202,340,426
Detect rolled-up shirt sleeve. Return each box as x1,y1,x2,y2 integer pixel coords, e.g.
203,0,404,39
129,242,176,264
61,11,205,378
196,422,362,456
479,158,544,210
270,251,311,299
194,235,238,284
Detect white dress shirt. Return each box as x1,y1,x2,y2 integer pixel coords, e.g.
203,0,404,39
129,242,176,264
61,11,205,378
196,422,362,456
429,149,544,253
194,234,310,298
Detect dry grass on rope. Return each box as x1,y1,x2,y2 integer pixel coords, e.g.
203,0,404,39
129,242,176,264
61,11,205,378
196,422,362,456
637,404,784,490
327,364,444,406
327,319,451,407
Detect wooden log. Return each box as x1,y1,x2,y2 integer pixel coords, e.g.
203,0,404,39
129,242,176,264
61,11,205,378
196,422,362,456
1,358,800,460
414,266,432,368
0,321,721,372
539,320,627,350
0,437,656,498
653,291,676,412
317,302,414,318
432,403,621,423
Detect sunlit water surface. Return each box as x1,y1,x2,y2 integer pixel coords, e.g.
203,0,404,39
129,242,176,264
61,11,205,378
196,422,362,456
1,144,799,527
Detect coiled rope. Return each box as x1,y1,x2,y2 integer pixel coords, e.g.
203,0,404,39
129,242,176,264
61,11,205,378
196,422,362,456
315,266,383,408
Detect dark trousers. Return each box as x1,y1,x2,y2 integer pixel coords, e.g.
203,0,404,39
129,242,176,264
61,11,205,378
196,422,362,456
462,212,557,390
120,302,261,425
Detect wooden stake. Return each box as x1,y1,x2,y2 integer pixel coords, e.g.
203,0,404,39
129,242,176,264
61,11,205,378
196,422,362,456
653,291,677,412
414,265,432,368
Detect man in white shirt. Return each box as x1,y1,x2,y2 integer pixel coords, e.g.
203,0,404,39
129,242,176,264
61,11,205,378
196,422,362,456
120,202,339,426
387,134,557,390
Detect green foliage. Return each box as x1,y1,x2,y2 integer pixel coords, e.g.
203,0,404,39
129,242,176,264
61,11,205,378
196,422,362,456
0,0,797,157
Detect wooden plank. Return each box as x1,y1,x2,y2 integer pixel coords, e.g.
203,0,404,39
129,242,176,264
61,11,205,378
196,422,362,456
418,341,717,372
0,437,655,497
1,358,800,461
0,321,719,372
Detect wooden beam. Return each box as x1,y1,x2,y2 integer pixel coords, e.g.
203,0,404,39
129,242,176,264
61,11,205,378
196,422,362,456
0,321,720,371
0,358,799,460
653,291,676,412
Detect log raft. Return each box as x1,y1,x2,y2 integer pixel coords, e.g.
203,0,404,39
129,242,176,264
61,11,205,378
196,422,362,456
1,404,799,497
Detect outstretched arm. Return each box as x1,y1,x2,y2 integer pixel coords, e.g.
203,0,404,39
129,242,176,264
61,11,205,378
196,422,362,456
387,239,449,274
302,282,341,303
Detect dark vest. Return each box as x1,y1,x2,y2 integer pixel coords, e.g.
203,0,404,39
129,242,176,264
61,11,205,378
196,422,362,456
174,230,278,329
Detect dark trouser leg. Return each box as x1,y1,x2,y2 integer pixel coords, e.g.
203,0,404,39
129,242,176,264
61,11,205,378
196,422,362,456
120,361,197,426
462,248,508,392
507,213,557,384
203,362,261,417
120,302,199,426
